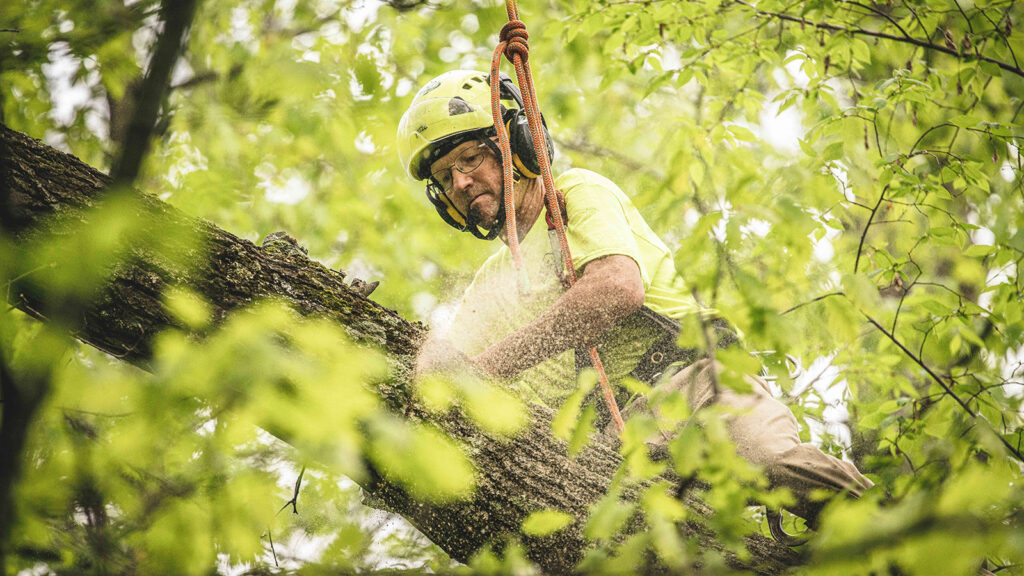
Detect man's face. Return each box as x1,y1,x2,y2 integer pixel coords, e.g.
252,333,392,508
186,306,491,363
428,140,504,230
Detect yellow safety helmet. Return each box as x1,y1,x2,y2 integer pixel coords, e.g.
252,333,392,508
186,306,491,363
399,70,501,181
397,70,553,239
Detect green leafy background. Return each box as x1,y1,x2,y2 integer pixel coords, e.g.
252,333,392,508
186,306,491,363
2,0,1023,573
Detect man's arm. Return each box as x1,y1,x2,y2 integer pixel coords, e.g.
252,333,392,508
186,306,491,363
473,254,645,379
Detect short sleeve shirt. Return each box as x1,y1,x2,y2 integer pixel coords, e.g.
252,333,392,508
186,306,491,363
448,168,700,407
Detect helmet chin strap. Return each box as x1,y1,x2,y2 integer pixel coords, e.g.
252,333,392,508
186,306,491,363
465,207,504,240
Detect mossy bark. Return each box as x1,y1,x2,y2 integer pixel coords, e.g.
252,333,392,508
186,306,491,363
1,125,798,574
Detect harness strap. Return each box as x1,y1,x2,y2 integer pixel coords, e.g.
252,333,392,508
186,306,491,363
575,308,739,429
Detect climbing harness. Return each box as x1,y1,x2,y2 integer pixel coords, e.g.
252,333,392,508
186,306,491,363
488,0,626,434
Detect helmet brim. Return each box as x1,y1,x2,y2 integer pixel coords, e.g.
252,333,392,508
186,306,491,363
398,96,494,180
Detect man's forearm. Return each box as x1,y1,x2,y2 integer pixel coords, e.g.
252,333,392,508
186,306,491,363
474,259,644,378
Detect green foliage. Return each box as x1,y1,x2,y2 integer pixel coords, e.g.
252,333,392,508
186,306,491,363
551,367,598,454
416,370,528,437
3,0,1024,572
520,509,574,537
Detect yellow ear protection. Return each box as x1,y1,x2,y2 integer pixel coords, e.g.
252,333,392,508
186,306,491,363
504,105,554,179
424,73,554,240
496,72,554,179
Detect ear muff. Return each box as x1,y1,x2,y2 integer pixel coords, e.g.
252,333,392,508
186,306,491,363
493,73,555,178
504,108,554,179
496,73,524,109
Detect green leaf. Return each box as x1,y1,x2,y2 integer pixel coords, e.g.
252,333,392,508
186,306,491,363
641,482,687,522
162,287,212,329
417,375,456,412
715,347,757,394
920,298,953,316
949,114,981,128
823,141,844,161
963,244,995,258
727,124,756,142
521,509,575,536
850,38,871,64
874,247,895,268
568,404,597,456
670,424,704,477
552,369,597,443
369,419,475,502
799,137,817,157
462,379,528,436
842,273,882,312
584,485,634,541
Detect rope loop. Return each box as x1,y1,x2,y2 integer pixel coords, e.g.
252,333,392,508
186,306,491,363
500,20,530,62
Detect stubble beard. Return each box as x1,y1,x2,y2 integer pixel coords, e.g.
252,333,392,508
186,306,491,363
466,186,502,231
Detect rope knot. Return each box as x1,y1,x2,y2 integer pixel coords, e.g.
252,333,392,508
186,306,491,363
500,20,529,62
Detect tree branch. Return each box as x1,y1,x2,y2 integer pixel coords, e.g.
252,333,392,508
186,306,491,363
733,0,1024,79
170,64,244,91
839,0,914,41
1,125,799,574
278,466,306,515
0,54,10,229
0,342,52,569
110,0,199,188
854,185,887,274
780,292,845,315
554,135,666,180
862,314,1024,463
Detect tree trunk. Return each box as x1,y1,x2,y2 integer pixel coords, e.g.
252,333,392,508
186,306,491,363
0,125,798,574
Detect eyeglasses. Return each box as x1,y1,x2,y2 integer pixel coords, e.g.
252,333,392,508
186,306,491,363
429,142,490,195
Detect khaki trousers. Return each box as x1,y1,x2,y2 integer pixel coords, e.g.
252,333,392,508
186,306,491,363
613,358,873,522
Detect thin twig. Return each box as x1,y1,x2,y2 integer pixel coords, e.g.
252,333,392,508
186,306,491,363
268,529,279,567
854,186,888,273
839,0,914,40
781,291,845,315
733,0,1024,79
952,0,976,34
5,262,57,304
975,6,1019,69
900,0,933,42
909,123,956,155
863,314,1024,463
278,466,306,515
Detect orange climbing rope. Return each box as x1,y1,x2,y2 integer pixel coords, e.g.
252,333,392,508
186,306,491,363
489,0,626,435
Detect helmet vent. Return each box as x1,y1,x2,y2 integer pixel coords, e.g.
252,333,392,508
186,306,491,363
448,96,473,116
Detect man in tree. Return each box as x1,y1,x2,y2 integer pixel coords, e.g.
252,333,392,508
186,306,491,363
398,69,872,527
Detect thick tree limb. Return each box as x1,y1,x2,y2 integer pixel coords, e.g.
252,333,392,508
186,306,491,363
0,348,51,569
0,125,798,574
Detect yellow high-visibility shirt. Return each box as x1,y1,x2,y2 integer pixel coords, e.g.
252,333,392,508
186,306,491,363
448,168,702,407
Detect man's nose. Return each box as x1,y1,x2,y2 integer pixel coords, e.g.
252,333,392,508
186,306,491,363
451,169,474,195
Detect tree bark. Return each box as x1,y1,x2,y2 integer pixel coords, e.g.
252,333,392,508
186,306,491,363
0,125,798,574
